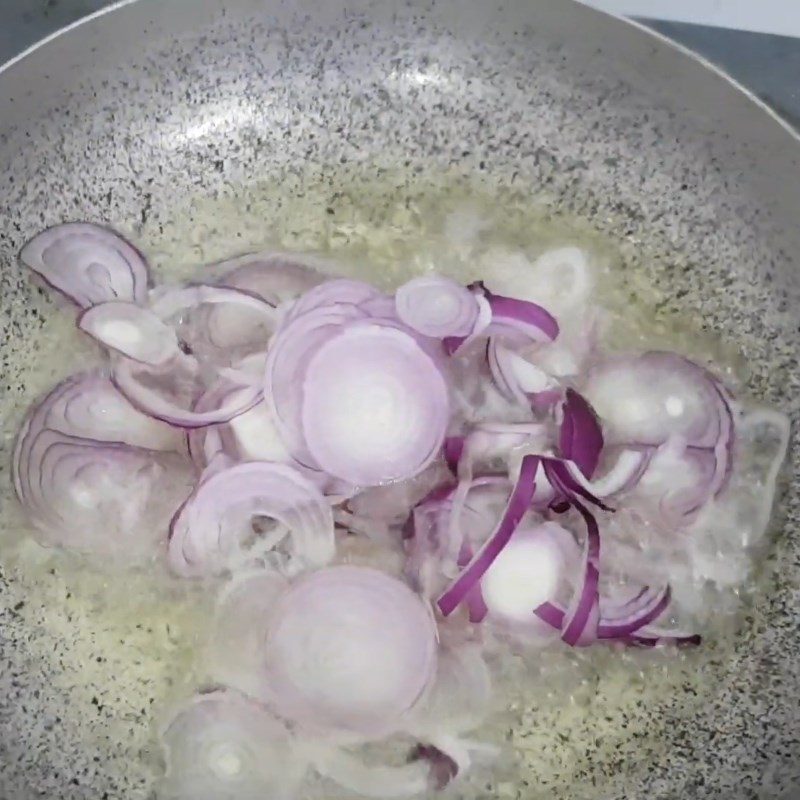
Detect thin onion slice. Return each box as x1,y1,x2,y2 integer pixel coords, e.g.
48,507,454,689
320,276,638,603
583,352,726,449
20,222,149,308
286,278,381,320
113,358,261,429
395,275,479,338
487,339,553,404
443,294,492,355
480,523,576,625
30,371,181,451
159,689,304,800
438,455,539,616
149,284,278,324
203,251,325,348
301,322,450,486
597,585,672,639
206,571,290,701
167,461,334,578
265,303,367,461
212,251,327,303
78,301,180,365
444,277,560,354
263,566,438,739
311,747,430,799
559,389,604,479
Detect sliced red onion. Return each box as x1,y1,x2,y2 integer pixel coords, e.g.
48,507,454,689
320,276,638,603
360,294,400,320
262,566,438,739
412,642,492,738
443,293,492,356
203,252,325,348
438,455,539,616
480,523,575,624
159,689,305,800
559,389,604,479
487,339,553,405
207,571,291,701
286,278,381,320
20,222,149,308
565,448,652,498
265,303,367,461
31,371,182,451
348,462,453,527
218,400,292,463
167,461,334,578
407,745,459,792
583,352,727,449
310,747,431,798
78,301,181,365
15,430,174,561
12,375,187,558
395,275,479,338
149,283,278,329
113,358,261,429
403,476,507,592
551,499,601,646
475,282,559,342
301,322,450,486
597,585,672,639
213,251,326,304
627,627,702,647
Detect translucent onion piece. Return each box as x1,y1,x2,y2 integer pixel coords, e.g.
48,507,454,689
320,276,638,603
565,448,651,498
167,461,334,578
583,352,726,448
263,566,438,738
12,375,186,559
597,585,672,639
395,275,479,338
404,477,509,597
487,339,552,405
206,571,290,701
20,222,149,308
78,301,180,365
149,283,278,325
311,747,430,799
301,323,450,486
159,690,304,800
413,642,492,737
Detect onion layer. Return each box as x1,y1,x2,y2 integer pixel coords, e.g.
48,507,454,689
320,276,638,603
20,222,149,308
167,461,334,578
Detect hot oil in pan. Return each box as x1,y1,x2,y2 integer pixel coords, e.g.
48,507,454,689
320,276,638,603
0,166,781,798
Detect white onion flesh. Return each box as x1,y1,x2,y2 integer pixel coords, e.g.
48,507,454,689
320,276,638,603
262,566,438,739
78,301,181,365
160,690,305,800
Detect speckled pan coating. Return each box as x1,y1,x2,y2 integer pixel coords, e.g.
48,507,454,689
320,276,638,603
0,1,798,799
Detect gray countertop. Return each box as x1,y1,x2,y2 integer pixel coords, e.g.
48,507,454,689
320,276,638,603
1,1,799,129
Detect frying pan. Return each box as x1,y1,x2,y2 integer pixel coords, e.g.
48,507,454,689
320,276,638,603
0,1,798,798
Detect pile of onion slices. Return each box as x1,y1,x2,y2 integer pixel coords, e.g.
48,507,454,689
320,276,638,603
10,222,789,799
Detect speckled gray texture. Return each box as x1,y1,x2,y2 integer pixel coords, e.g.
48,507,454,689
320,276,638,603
0,1,798,798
